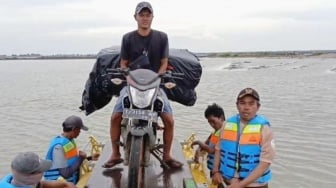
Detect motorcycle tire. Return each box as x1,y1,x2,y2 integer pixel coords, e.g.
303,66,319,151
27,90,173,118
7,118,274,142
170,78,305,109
128,135,145,188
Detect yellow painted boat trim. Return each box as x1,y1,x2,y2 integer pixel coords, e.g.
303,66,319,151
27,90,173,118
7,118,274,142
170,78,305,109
76,136,103,188
76,172,91,187
181,134,217,188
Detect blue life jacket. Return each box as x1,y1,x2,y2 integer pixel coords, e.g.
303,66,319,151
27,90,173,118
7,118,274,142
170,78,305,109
219,114,271,183
0,174,23,188
44,136,80,183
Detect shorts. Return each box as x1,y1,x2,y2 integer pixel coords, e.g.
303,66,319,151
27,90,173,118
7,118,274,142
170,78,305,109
113,87,173,114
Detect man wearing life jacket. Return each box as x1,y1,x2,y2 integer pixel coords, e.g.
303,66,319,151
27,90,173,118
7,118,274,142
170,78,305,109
0,151,76,188
44,115,88,184
191,103,225,175
212,88,275,188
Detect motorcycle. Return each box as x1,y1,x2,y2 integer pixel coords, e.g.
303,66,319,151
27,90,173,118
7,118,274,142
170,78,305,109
106,68,184,188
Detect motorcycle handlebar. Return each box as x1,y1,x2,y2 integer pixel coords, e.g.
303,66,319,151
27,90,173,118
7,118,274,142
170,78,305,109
162,70,184,80
106,68,129,72
105,68,184,79
105,68,129,76
171,72,184,77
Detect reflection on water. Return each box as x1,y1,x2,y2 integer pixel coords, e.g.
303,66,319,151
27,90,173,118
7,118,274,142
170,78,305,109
0,57,336,187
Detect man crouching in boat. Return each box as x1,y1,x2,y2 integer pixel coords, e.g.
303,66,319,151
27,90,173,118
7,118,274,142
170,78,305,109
211,88,275,188
191,103,225,177
44,115,91,184
0,151,76,188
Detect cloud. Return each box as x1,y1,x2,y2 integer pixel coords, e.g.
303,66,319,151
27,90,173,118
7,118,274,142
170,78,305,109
0,0,336,54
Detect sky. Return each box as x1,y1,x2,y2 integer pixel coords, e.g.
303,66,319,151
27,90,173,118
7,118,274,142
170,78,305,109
0,0,336,55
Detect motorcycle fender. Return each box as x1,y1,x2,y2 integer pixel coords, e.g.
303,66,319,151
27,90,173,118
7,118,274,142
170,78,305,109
147,127,156,147
121,126,128,144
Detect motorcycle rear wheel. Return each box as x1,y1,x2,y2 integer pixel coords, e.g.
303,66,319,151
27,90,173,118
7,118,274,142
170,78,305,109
128,135,145,188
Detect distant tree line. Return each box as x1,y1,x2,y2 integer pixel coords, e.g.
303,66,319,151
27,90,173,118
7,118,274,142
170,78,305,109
1,50,335,60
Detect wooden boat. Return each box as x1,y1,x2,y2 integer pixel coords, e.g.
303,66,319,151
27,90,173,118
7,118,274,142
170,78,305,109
76,136,104,188
73,134,216,188
181,134,217,188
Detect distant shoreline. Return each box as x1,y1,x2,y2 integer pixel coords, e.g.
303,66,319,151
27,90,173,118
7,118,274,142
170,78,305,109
201,50,336,58
0,54,97,60
1,50,336,60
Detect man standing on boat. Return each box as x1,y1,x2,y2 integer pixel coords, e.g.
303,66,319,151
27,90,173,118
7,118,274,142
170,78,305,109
211,88,275,188
44,115,89,184
103,1,183,169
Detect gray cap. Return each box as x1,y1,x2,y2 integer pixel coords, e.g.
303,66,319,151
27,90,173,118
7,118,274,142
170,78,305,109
62,115,88,131
135,1,153,15
11,152,52,174
237,87,260,101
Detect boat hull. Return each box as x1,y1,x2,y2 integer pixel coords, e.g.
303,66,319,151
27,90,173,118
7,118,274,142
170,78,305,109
85,139,195,188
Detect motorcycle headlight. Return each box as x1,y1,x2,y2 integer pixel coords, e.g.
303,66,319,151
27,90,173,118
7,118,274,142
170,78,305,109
130,86,156,108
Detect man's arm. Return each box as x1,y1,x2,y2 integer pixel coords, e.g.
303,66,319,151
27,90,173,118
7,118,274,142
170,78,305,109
234,161,270,187
158,57,168,75
58,159,84,179
233,125,275,187
211,143,223,184
40,180,77,188
119,33,130,69
158,32,169,75
192,134,214,154
120,59,129,69
52,145,85,178
59,151,86,178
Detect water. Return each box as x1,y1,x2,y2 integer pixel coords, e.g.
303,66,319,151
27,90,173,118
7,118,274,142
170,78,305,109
0,57,336,187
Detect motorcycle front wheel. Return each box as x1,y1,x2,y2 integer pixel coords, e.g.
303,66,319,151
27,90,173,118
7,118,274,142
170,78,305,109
128,135,145,188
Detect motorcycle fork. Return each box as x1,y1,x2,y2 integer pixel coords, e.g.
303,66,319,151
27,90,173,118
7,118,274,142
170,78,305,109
122,121,154,166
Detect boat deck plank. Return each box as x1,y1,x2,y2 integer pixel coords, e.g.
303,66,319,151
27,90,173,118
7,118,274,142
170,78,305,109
86,139,194,188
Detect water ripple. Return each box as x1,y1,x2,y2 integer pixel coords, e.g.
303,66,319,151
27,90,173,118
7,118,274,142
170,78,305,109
1,58,336,187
